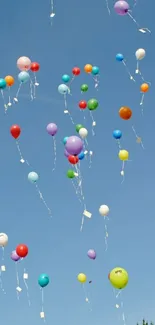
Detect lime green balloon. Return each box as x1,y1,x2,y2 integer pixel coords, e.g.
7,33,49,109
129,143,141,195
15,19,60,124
76,124,84,133
67,170,75,178
81,84,88,92
87,98,98,111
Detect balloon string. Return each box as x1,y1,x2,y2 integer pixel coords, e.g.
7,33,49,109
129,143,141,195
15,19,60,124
105,0,110,15
41,288,46,322
14,83,22,102
122,60,135,82
35,183,52,217
91,75,100,89
115,290,126,325
89,151,93,169
52,137,57,172
140,93,145,108
89,111,95,136
15,262,20,300
117,140,122,149
131,126,145,149
71,179,82,205
23,268,31,306
82,284,92,311
104,216,109,252
127,11,140,27
29,78,34,101
64,94,75,124
15,140,30,165
1,90,7,113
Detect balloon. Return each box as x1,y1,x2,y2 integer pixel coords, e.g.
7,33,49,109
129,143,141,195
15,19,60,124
63,136,68,145
113,129,122,139
58,84,70,95
0,233,8,247
78,100,87,110
116,53,124,62
67,169,75,178
62,74,70,83
108,267,129,289
28,171,39,183
118,150,129,161
16,244,28,258
135,48,146,60
64,149,69,157
78,151,85,160
79,127,88,139
30,62,40,72
65,136,83,155
10,125,21,139
99,205,110,216
140,83,149,93
38,274,49,288
0,78,7,90
77,273,87,283
72,67,80,76
92,66,99,75
68,155,79,165
87,98,98,111
84,64,92,73
119,106,132,120
17,56,31,71
76,124,84,133
81,84,88,92
46,123,58,136
18,71,30,83
114,0,129,15
11,250,20,262
5,75,15,87
87,249,96,260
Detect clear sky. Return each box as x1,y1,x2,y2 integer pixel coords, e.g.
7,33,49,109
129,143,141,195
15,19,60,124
0,0,154,324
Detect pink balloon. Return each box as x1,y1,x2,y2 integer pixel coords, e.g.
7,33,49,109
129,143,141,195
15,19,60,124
17,56,32,71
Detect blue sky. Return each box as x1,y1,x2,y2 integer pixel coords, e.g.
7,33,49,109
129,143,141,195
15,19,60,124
0,0,154,324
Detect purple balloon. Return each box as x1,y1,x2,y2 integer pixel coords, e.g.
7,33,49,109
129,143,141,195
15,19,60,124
64,149,69,157
46,123,58,136
65,136,83,155
11,250,20,262
114,0,129,15
87,249,96,260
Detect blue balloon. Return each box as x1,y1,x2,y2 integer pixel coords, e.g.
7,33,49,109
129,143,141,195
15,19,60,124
92,66,99,75
63,136,68,145
113,129,122,140
78,151,85,160
116,53,124,62
58,84,69,95
18,71,30,83
62,74,70,83
28,172,39,183
38,274,49,288
0,78,7,90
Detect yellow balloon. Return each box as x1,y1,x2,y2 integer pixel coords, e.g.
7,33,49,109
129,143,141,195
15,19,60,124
118,150,129,161
77,273,87,283
108,267,128,289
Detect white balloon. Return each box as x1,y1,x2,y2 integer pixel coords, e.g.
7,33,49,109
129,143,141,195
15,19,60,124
99,205,109,216
79,128,88,139
0,233,8,247
135,48,146,60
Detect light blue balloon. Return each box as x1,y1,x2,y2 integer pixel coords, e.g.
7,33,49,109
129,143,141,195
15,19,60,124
113,129,122,139
58,84,69,95
92,66,99,75
116,53,124,62
62,74,70,83
28,172,39,183
0,78,7,90
78,151,85,160
38,274,49,288
63,136,68,145
18,71,30,83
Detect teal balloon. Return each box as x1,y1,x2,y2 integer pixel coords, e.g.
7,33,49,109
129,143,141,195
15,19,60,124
18,71,30,83
38,274,49,288
62,74,70,83
0,78,7,90
28,172,39,183
63,136,68,145
92,66,99,75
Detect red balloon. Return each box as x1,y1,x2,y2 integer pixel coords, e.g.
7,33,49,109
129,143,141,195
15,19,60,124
68,155,79,165
79,100,87,110
72,67,80,76
16,244,28,258
10,125,21,139
31,62,40,72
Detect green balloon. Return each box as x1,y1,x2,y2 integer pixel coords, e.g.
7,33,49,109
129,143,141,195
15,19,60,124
81,84,88,92
87,98,98,111
67,170,75,178
76,124,83,133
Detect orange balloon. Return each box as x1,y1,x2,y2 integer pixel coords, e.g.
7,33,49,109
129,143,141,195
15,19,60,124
119,106,132,120
84,64,93,73
5,75,15,87
140,83,149,93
